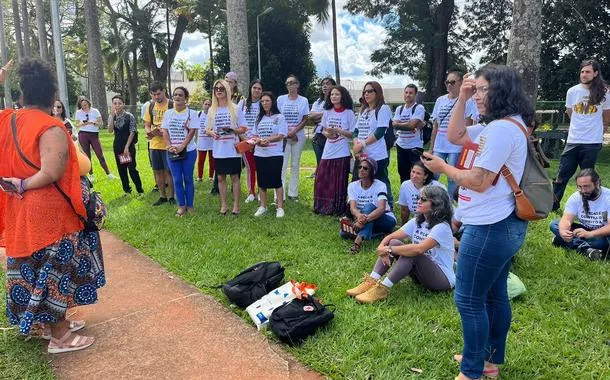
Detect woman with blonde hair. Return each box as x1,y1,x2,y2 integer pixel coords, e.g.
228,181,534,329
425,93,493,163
206,79,247,215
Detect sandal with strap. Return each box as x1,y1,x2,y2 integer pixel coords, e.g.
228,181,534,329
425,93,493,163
454,354,499,379
349,241,361,254
41,320,86,340
47,331,94,354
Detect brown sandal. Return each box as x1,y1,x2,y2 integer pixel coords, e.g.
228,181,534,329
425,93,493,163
349,241,361,254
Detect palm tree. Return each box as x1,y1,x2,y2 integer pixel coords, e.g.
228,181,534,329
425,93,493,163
331,0,340,84
11,0,24,60
35,0,48,60
175,58,190,82
83,0,108,122
20,0,31,57
226,0,250,91
306,0,340,83
0,0,13,108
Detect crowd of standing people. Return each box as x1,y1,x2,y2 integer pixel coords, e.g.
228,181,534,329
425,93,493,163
1,56,608,380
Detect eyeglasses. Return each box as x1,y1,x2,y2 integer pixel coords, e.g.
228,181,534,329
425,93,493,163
214,86,226,92
445,80,457,85
358,165,370,171
475,86,489,94
418,196,429,202
362,89,376,95
285,81,298,85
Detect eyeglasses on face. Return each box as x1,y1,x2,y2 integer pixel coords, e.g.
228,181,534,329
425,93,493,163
54,105,63,109
285,81,298,85
362,89,376,95
418,195,429,202
358,165,370,171
445,80,457,85
214,86,226,92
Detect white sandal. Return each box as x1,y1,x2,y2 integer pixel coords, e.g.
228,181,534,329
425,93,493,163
47,331,94,354
41,320,86,340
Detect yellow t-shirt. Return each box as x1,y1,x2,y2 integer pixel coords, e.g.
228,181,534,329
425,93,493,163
144,101,170,150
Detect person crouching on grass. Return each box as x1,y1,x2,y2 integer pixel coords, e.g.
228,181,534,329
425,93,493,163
347,185,455,303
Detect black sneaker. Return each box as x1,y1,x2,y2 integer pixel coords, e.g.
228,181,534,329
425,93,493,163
210,188,219,195
152,184,159,193
152,197,168,206
551,236,565,247
583,248,604,261
168,197,176,205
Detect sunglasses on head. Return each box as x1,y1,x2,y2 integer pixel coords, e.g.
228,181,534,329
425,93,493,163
214,86,226,92
362,89,376,95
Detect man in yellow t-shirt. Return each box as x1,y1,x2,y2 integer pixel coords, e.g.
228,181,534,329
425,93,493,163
144,81,175,205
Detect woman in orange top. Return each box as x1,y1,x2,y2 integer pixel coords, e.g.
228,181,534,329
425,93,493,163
0,59,105,353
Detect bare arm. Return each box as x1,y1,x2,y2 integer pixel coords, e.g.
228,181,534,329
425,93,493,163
23,127,69,190
291,115,309,134
309,111,323,124
428,120,438,152
107,114,115,133
400,206,410,226
447,98,471,145
422,152,498,192
391,236,437,257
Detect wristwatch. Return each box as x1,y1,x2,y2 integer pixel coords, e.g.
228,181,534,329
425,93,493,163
386,246,393,255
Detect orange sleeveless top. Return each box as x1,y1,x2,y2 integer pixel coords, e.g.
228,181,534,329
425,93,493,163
0,108,86,258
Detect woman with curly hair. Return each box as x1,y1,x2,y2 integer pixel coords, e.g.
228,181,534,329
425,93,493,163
346,185,455,303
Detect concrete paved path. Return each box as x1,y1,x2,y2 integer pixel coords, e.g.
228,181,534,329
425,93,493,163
2,231,324,380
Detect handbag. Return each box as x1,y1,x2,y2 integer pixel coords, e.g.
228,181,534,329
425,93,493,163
168,149,187,161
118,152,132,165
235,139,254,153
10,113,106,232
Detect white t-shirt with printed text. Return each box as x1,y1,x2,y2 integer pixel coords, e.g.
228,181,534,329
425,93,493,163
321,108,356,160
161,108,200,152
431,95,477,153
457,116,527,225
277,94,310,139
564,187,610,231
196,111,213,151
253,114,288,158
347,179,395,219
400,220,456,287
204,106,248,159
311,99,325,133
237,99,261,138
565,84,610,144
75,108,102,133
397,180,447,215
393,103,426,149
355,105,392,161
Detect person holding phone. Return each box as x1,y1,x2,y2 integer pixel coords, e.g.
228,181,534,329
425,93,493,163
75,96,114,181
0,59,104,353
107,95,144,196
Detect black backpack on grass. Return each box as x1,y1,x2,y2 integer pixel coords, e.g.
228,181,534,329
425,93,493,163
270,295,334,345
222,262,285,308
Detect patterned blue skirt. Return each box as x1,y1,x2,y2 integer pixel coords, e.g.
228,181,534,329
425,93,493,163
5,230,105,335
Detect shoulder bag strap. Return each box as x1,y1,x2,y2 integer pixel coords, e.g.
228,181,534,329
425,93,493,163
10,113,84,221
499,117,529,193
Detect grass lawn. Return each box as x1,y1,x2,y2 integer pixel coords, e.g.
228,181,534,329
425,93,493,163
2,132,610,379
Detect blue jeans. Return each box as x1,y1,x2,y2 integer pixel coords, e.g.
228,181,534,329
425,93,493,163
346,203,396,240
549,219,609,251
433,151,459,197
455,212,528,379
167,150,197,207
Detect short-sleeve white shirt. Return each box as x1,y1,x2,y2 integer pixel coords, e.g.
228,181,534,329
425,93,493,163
161,108,200,152
397,180,447,215
564,187,610,230
347,179,395,219
431,95,477,153
355,105,392,161
75,108,102,133
253,114,288,158
565,84,610,144
321,109,356,159
204,106,248,158
394,103,426,149
277,94,310,139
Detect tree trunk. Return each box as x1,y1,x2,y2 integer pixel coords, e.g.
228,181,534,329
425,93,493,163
331,0,340,84
124,45,138,116
226,0,250,94
50,0,69,116
21,0,31,57
0,1,13,108
148,15,188,85
36,0,48,60
426,0,454,101
83,0,108,122
11,0,24,60
207,12,215,94
507,0,542,107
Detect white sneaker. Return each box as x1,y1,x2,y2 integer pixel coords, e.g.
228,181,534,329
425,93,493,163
254,207,268,217
107,173,116,180
245,194,256,203
88,174,95,183
276,208,285,218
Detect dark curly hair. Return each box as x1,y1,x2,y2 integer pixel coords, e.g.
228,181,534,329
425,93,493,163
323,85,354,110
416,185,453,229
18,59,58,109
317,77,336,102
475,64,535,128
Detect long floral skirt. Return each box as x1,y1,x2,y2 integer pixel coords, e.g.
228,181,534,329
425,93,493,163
5,230,105,335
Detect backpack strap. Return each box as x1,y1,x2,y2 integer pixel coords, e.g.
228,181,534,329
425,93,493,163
499,117,529,194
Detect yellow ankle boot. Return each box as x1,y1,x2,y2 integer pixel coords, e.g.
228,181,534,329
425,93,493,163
346,275,377,297
355,283,389,303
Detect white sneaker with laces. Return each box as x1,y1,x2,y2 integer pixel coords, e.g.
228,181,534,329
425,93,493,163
245,194,256,203
107,173,116,180
276,208,285,218
254,207,268,217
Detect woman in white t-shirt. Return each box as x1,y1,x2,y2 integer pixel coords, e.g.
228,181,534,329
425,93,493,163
206,79,248,215
278,75,310,200
237,80,263,202
347,185,455,303
161,86,200,217
313,85,356,216
342,157,397,253
397,161,447,224
252,92,288,218
352,81,394,206
309,77,336,177
75,97,114,180
196,99,213,181
422,65,533,380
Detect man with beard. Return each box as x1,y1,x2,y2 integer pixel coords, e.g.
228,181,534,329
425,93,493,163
550,169,610,260
552,59,610,210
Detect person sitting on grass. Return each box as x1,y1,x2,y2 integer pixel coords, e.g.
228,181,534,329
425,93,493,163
550,168,610,260
346,185,455,303
397,160,446,224
341,156,397,254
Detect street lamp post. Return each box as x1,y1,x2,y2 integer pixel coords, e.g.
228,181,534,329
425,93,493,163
257,7,273,81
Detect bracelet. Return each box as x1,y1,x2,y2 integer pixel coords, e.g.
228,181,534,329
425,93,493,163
18,179,26,194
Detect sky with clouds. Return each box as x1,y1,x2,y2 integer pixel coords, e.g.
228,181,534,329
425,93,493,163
175,0,416,87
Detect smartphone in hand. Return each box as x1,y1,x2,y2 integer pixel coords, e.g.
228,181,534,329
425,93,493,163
0,178,23,199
